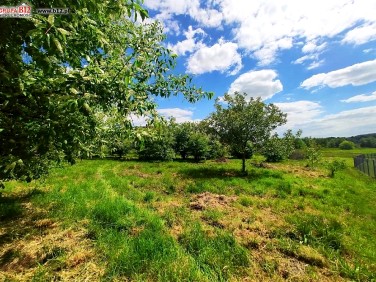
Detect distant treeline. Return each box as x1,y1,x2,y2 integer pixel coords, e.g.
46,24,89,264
301,133,376,148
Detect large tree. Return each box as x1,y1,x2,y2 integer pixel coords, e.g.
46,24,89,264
0,1,212,184
207,92,286,173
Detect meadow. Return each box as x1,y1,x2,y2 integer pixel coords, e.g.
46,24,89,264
1,148,376,281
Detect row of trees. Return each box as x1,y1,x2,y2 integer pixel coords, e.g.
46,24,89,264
305,136,376,149
84,93,301,173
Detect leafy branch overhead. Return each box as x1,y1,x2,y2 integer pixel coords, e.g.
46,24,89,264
0,0,212,182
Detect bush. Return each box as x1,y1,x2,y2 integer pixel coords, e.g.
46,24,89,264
173,122,195,159
305,147,321,168
289,150,306,160
339,140,355,150
138,123,175,161
208,140,228,159
188,132,211,162
263,130,299,162
326,160,346,177
138,138,175,161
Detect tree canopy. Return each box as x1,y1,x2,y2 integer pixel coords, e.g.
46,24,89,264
0,1,212,184
207,92,287,172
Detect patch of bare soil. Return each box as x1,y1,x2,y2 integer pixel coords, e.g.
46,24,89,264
214,157,228,163
187,192,344,281
189,192,237,210
247,247,344,282
268,163,328,178
0,202,103,281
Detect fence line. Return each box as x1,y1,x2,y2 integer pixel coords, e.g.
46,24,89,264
354,154,376,178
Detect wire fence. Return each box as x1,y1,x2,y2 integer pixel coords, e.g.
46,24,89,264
354,154,376,178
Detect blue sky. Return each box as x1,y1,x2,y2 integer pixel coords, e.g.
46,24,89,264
142,0,376,137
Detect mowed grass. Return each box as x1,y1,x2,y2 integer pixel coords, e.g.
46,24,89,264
1,148,376,281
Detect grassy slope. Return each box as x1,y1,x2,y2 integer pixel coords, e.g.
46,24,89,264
1,148,376,281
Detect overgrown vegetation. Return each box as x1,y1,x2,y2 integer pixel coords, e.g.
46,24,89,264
1,148,376,281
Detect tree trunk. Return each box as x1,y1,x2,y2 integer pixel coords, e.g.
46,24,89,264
242,153,246,173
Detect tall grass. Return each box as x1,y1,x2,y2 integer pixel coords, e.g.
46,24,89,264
1,149,376,281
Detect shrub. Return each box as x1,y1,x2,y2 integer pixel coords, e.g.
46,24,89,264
339,140,355,150
208,140,228,159
188,132,211,162
137,123,175,161
173,122,195,159
326,159,346,177
305,147,321,168
289,150,306,160
138,138,175,161
263,130,300,162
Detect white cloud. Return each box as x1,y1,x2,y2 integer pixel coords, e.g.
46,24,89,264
222,0,376,64
302,41,327,53
274,102,376,137
147,0,376,65
307,60,325,70
144,0,223,28
168,26,206,56
363,48,375,54
301,59,376,89
293,54,317,65
275,101,323,128
341,91,376,103
157,108,198,123
252,37,293,66
292,40,326,69
144,0,192,15
228,69,283,100
342,23,376,45
302,106,376,137
189,4,223,27
187,39,242,75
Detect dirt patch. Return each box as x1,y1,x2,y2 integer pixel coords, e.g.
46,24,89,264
189,192,237,210
268,163,327,178
214,157,228,163
120,170,153,178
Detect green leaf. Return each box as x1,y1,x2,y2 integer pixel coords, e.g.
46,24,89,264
47,14,54,26
4,162,16,173
70,88,79,95
53,37,63,54
46,33,51,47
57,28,71,36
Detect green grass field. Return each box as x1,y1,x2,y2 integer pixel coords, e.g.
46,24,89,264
1,148,376,281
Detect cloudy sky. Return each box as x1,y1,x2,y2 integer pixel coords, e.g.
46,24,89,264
143,0,376,137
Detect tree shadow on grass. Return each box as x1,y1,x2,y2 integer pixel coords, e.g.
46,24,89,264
178,166,284,180
0,188,45,247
